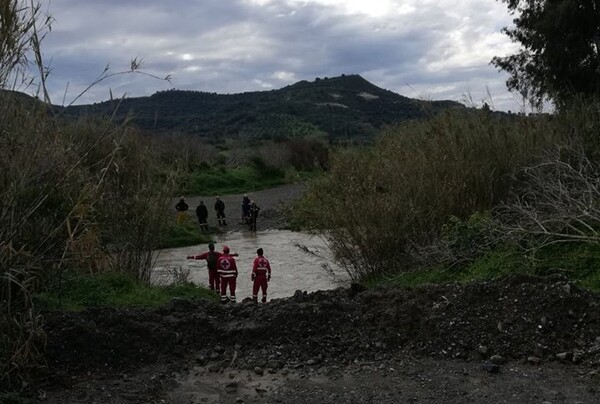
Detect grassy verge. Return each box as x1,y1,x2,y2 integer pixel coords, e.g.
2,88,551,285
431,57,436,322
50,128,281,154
34,271,217,311
159,216,214,249
181,162,318,196
366,244,600,291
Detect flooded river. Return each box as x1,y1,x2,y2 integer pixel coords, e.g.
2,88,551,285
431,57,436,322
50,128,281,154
153,230,348,301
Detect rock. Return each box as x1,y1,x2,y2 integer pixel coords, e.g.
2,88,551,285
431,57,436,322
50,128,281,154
293,290,306,302
210,352,220,360
481,362,500,374
214,345,225,353
195,355,207,365
562,283,571,294
307,358,319,366
281,368,290,376
208,364,221,373
235,398,244,403
490,355,506,365
478,345,489,356
267,360,280,369
527,356,541,365
573,351,584,364
226,382,238,391
556,352,571,361
254,367,264,376
163,315,178,325
348,283,367,298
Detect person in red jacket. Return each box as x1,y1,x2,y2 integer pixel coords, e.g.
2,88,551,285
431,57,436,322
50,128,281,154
218,245,238,303
251,248,271,303
186,242,221,292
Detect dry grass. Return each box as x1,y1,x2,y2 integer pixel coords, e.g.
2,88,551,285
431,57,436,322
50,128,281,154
300,107,580,281
0,0,177,391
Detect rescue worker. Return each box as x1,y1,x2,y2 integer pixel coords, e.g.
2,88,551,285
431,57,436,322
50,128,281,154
187,243,238,292
251,248,271,303
195,201,209,231
249,200,260,231
186,242,220,292
215,196,227,226
241,194,251,224
218,245,238,303
175,196,189,224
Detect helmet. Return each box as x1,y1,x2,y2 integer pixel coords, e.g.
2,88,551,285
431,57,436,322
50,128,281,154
223,245,230,253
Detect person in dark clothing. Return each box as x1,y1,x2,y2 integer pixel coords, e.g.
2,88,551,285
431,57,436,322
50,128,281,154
249,200,260,231
241,194,251,224
175,196,189,224
196,201,209,231
214,196,227,226
187,243,238,292
187,242,221,292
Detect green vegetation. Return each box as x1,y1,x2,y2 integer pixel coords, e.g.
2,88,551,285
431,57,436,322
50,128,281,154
183,160,287,196
160,216,213,249
60,74,463,142
298,98,600,287
369,243,600,292
493,0,600,108
35,271,216,311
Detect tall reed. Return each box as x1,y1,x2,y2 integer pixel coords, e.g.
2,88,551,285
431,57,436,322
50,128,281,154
300,108,573,281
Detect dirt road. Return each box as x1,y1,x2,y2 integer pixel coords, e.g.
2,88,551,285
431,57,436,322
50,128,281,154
175,183,306,232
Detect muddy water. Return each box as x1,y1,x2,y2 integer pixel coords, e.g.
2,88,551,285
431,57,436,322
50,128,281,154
153,230,348,301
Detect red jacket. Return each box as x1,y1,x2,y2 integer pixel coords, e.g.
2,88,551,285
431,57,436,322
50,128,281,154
190,251,222,270
217,254,238,278
252,255,271,277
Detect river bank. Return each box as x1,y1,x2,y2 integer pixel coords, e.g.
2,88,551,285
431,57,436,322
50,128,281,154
40,274,600,403
174,183,306,233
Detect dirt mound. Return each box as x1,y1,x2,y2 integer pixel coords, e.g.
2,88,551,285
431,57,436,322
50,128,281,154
43,274,600,379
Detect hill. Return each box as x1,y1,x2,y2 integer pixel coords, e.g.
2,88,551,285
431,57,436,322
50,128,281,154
60,74,464,141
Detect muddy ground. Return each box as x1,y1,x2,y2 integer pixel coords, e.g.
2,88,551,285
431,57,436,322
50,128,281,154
37,275,600,403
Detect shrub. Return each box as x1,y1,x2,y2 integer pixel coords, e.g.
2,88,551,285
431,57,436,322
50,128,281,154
299,108,571,281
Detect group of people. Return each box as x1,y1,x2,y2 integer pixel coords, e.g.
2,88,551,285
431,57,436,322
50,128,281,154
175,194,261,231
186,243,272,303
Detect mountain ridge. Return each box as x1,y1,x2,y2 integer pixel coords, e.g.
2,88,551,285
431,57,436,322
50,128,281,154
49,74,466,140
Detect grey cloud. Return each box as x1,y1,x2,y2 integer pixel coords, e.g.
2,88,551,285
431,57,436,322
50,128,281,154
40,0,516,110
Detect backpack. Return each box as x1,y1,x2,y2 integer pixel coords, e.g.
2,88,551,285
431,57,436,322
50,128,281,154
206,251,218,270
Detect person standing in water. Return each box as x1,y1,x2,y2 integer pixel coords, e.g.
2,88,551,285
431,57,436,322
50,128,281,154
249,200,260,231
187,242,221,292
251,248,271,303
241,194,251,224
218,245,238,303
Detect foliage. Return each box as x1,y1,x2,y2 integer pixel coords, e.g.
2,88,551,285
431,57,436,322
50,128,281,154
0,0,177,392
372,243,600,292
59,74,464,141
492,0,600,108
159,216,213,249
34,271,216,311
299,108,569,282
181,159,288,196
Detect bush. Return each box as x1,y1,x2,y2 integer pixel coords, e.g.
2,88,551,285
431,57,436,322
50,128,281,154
299,108,571,281
34,271,216,311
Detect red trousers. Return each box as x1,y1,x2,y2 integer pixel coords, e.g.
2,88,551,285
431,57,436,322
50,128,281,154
220,276,236,300
208,269,220,291
252,275,268,302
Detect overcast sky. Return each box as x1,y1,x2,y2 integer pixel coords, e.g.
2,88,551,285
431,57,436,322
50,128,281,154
38,0,523,111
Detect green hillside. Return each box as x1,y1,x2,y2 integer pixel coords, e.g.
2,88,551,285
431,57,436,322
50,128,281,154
61,74,464,141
